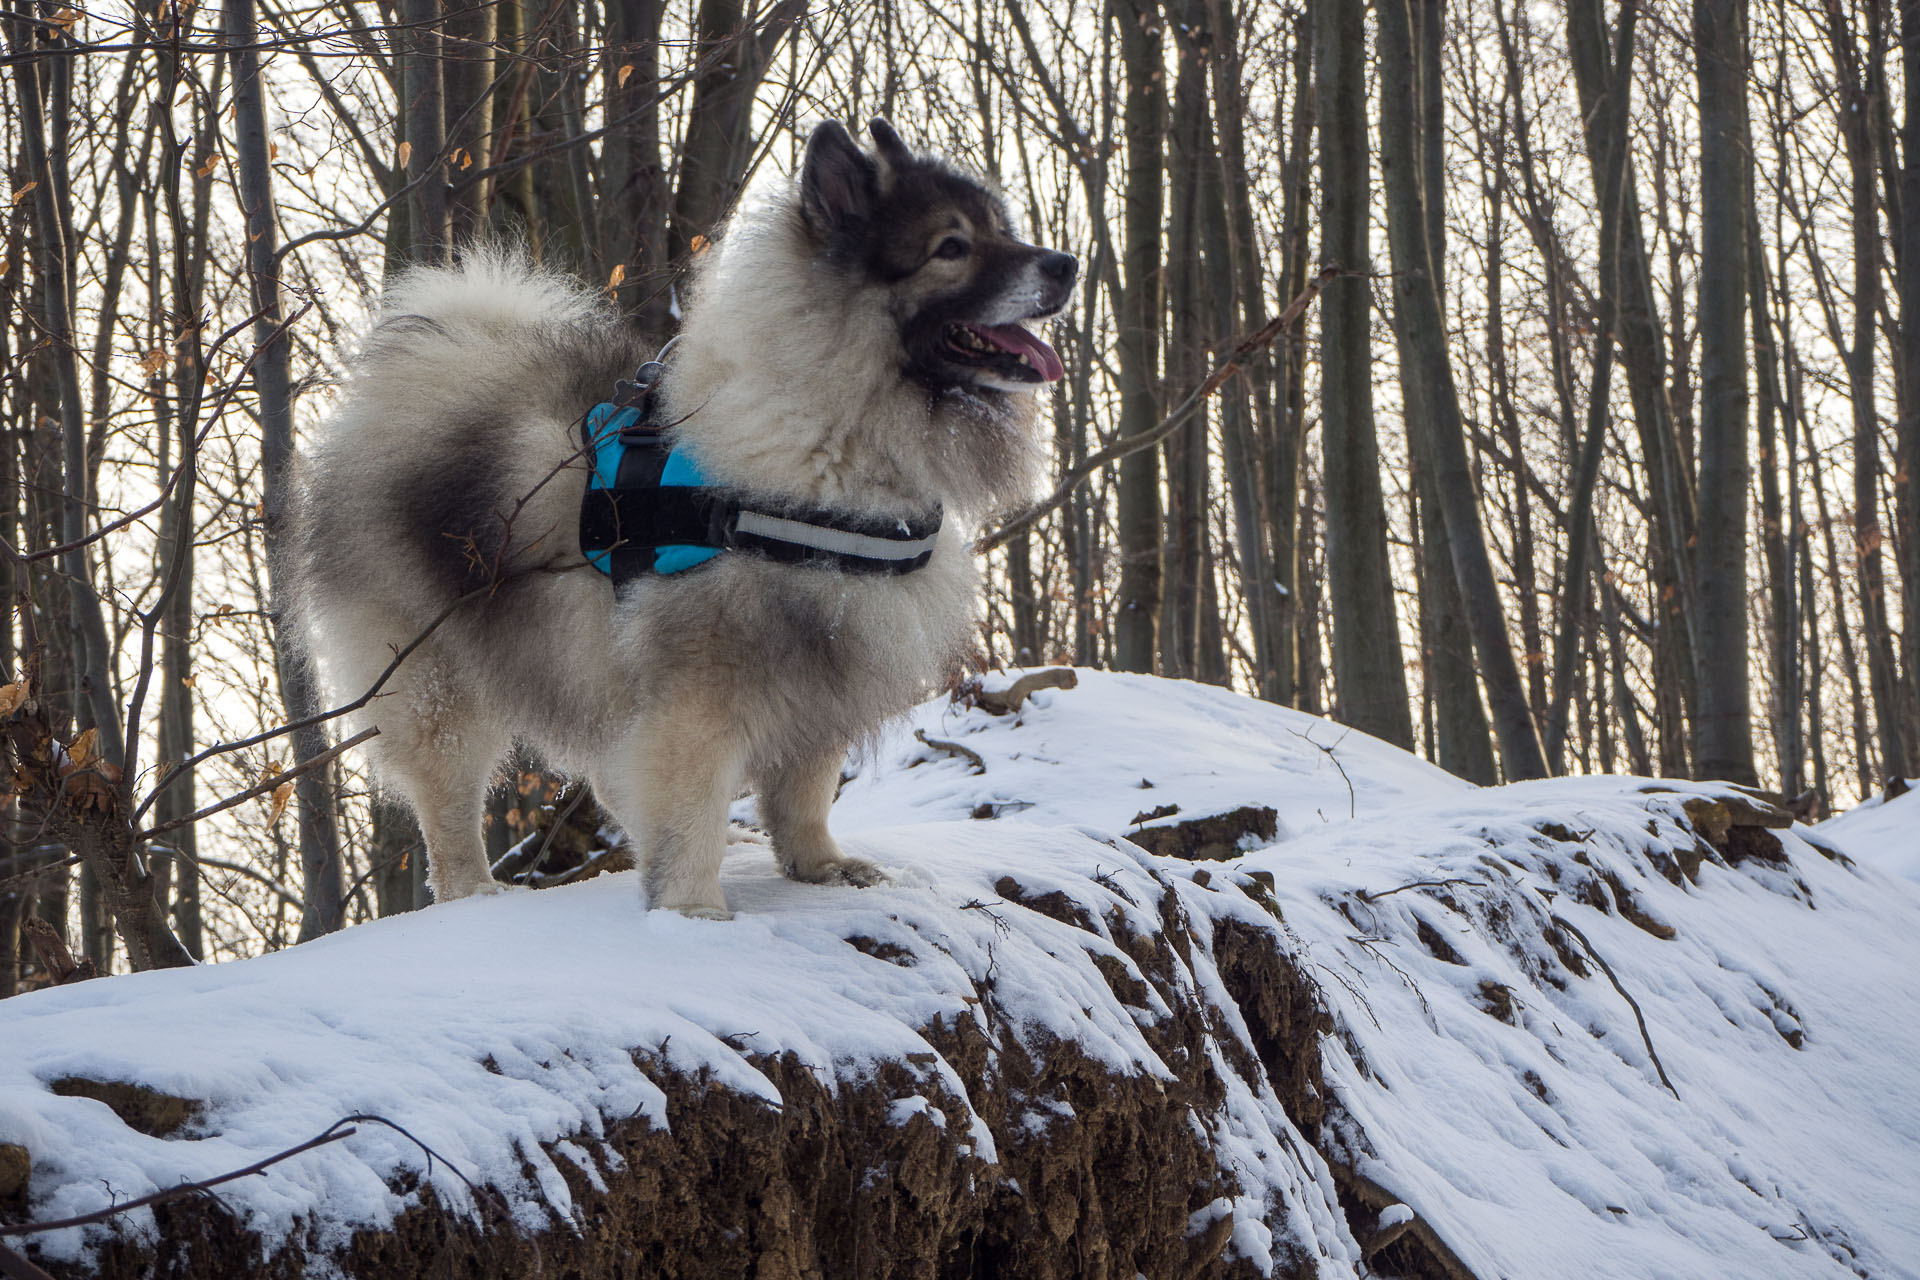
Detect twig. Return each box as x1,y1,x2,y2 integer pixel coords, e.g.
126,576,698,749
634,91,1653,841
976,265,1339,552
512,781,595,884
135,726,378,843
1551,913,1679,1099
0,853,81,898
1287,723,1357,819
0,1122,357,1236
915,728,986,775
1356,877,1484,903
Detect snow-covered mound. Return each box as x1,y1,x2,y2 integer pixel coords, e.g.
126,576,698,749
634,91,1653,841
4,670,1920,1280
1818,781,1920,884
830,667,1469,838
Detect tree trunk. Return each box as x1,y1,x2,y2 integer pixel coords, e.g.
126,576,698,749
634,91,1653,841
1691,0,1757,786
1112,0,1165,674
1162,4,1210,679
1377,0,1542,776
603,0,672,326
403,0,450,264
1828,0,1910,784
1900,0,1920,778
666,0,806,298
443,0,498,242
1317,0,1414,748
1386,0,1497,784
1565,0,1698,775
229,0,346,940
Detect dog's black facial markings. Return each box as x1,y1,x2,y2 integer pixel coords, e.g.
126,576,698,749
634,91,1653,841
801,119,1077,394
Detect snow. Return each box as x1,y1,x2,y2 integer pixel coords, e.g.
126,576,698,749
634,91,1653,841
5,669,1920,1278
1818,780,1920,883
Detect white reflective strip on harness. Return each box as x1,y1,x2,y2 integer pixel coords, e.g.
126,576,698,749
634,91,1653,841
735,509,938,562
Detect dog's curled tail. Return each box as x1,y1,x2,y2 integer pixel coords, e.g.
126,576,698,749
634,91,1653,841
357,245,608,367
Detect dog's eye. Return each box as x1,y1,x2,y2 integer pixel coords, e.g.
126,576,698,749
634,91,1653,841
932,237,971,261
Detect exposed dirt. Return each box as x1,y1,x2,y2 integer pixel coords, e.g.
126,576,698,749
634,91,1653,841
16,870,1316,1280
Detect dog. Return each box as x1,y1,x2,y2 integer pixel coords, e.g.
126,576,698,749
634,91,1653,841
287,119,1076,918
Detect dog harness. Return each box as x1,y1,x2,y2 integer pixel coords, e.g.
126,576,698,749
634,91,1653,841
578,356,942,584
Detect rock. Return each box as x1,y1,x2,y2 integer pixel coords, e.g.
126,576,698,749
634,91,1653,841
1127,805,1279,862
48,1078,199,1138
0,1142,28,1208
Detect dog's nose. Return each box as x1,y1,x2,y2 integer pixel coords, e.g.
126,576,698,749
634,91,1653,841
1038,251,1077,286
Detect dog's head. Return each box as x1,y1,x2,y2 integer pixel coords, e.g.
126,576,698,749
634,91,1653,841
798,119,1076,396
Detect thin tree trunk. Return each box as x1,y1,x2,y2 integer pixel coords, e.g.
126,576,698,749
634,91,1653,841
604,0,671,325
1900,0,1920,777
1268,4,1315,706
403,0,450,264
1391,0,1497,783
1692,0,1757,786
1112,0,1165,673
1565,0,1698,775
1377,0,1541,776
228,0,346,940
1752,201,1799,794
1826,0,1908,784
1162,4,1210,679
1206,0,1283,702
1318,0,1414,748
666,0,805,289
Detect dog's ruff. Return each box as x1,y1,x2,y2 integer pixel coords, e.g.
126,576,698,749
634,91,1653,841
288,120,1074,918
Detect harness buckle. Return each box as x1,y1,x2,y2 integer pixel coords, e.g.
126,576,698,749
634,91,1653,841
609,358,670,411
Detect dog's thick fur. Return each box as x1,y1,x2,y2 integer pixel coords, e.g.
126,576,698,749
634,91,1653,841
288,121,1073,917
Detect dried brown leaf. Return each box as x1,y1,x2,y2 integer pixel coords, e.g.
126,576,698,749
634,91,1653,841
68,728,98,771
267,781,294,827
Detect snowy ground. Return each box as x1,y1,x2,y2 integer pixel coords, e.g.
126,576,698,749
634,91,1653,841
4,669,1919,1277
1818,781,1920,884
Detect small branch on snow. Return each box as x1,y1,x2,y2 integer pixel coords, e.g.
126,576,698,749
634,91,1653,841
1551,914,1680,1100
1356,877,1484,903
961,667,1078,716
0,1112,531,1265
915,729,986,775
0,1122,356,1237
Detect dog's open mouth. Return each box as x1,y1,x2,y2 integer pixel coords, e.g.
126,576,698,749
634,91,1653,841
944,321,1065,383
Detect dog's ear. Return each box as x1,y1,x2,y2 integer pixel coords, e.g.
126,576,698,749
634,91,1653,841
868,118,915,173
801,120,878,239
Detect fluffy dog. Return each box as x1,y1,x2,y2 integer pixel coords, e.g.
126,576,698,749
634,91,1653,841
288,119,1075,917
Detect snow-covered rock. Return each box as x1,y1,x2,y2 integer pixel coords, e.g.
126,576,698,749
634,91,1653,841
3,671,1918,1279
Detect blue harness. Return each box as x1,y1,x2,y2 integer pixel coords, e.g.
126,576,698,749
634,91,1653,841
577,359,942,584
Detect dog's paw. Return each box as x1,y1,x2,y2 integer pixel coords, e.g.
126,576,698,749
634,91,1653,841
434,877,518,902
798,856,893,888
673,903,734,921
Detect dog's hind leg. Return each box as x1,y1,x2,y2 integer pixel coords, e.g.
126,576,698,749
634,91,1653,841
757,746,889,888
372,656,510,902
593,694,743,919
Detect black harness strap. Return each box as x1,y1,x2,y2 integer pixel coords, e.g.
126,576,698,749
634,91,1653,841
578,367,941,584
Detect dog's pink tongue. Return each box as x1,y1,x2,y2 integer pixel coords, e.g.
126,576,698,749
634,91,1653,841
980,324,1065,382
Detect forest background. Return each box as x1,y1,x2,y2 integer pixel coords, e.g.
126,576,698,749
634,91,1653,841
0,0,1914,983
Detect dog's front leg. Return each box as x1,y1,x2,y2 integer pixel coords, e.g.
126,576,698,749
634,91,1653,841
758,746,889,888
600,701,743,919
